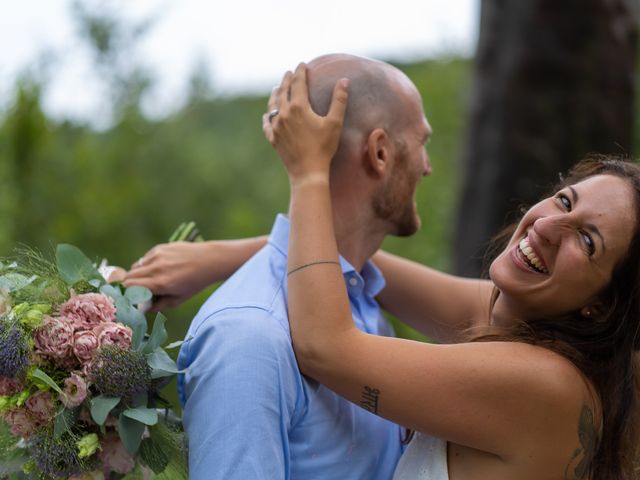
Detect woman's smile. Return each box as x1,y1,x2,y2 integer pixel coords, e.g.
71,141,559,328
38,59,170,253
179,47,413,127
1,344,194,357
511,234,549,274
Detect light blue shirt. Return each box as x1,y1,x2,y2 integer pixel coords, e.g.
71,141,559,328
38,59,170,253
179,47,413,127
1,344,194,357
177,214,403,479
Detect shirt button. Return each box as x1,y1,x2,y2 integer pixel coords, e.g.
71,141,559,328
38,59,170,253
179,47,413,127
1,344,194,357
349,277,358,286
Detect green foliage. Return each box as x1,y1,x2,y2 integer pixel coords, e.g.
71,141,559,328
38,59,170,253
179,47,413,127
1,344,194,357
143,313,168,354
0,420,28,476
56,244,104,287
146,350,182,379
90,395,121,425
122,407,158,426
30,368,63,394
118,413,146,454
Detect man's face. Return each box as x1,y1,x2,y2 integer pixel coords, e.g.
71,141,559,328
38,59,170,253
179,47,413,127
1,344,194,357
373,89,432,237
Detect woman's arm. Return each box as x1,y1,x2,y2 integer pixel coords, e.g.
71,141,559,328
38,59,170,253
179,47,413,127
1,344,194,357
373,251,493,343
123,237,267,310
268,64,584,461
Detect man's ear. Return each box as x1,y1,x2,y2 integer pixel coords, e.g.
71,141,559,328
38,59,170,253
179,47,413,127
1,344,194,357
364,128,393,178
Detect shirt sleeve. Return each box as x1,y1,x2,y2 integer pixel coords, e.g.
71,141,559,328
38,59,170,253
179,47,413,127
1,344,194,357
181,307,301,480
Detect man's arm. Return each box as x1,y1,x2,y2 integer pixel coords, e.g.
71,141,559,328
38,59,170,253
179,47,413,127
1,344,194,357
123,237,267,310
373,251,494,343
180,308,300,480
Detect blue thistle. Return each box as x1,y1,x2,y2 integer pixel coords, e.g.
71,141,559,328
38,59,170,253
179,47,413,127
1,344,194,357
0,321,30,378
28,431,88,478
89,346,151,400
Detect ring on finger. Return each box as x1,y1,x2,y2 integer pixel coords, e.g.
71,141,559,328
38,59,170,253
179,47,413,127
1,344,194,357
268,108,279,122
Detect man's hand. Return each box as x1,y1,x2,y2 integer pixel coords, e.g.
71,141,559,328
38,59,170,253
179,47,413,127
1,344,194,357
122,237,268,312
123,241,220,311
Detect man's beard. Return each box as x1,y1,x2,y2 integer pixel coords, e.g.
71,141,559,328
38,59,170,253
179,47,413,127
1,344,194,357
372,159,421,237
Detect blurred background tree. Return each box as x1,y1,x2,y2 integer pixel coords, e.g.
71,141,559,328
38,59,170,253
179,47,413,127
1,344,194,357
455,0,639,276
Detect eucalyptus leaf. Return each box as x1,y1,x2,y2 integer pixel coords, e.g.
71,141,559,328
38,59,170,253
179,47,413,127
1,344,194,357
147,350,183,379
122,407,158,426
143,313,168,354
118,414,146,454
100,283,123,300
90,395,121,426
0,273,35,292
125,286,153,305
53,408,77,438
31,368,63,394
115,296,147,349
56,244,103,286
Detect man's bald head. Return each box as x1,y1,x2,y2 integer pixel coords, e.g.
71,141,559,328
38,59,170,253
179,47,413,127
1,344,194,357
306,54,416,161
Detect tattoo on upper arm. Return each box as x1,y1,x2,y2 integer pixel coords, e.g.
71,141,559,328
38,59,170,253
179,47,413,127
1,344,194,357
564,405,598,480
360,386,380,414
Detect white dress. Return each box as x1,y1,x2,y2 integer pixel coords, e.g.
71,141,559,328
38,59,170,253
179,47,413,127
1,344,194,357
393,433,449,480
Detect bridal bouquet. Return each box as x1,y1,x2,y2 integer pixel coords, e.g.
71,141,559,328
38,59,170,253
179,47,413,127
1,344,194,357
0,245,187,479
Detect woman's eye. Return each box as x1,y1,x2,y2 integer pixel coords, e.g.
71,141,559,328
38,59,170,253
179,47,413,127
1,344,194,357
558,193,572,211
581,231,596,256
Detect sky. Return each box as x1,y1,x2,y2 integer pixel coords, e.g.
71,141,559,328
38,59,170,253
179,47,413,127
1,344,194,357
0,0,479,124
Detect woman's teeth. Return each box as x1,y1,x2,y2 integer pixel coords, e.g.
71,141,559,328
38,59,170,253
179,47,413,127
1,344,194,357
518,237,548,274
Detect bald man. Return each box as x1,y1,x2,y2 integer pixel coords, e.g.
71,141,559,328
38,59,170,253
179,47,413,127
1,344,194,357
171,54,432,479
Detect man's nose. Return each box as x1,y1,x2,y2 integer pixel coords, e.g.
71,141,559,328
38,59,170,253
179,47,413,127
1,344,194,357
423,151,432,176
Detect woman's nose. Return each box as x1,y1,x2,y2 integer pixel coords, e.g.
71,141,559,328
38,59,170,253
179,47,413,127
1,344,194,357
532,215,573,245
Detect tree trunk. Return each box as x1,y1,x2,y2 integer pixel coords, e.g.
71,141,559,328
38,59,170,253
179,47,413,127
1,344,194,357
454,0,638,277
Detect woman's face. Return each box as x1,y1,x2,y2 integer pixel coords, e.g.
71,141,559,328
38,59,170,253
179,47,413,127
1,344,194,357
489,174,637,320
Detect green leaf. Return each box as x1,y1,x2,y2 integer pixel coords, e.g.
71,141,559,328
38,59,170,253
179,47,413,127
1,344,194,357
164,340,185,350
53,408,77,438
56,244,103,286
143,313,168,354
90,395,120,426
139,437,169,474
147,350,183,379
30,368,62,394
0,273,35,292
168,222,186,243
125,286,153,305
177,222,196,241
118,414,146,454
100,283,123,299
115,296,147,350
122,407,158,426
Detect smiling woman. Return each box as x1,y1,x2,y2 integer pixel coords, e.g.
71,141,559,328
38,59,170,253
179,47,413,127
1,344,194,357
268,63,640,480
490,171,636,320
472,157,640,479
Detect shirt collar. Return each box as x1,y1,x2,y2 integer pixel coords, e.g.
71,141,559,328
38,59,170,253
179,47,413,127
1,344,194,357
268,214,386,298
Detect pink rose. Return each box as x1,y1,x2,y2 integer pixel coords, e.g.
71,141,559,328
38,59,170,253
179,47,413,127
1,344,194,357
0,376,22,396
24,390,55,426
73,330,99,364
60,293,117,331
99,433,135,475
34,315,74,362
3,407,36,438
93,323,132,350
59,373,88,409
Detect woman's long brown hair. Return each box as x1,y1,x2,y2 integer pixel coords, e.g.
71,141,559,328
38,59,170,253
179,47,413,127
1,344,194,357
471,156,640,479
